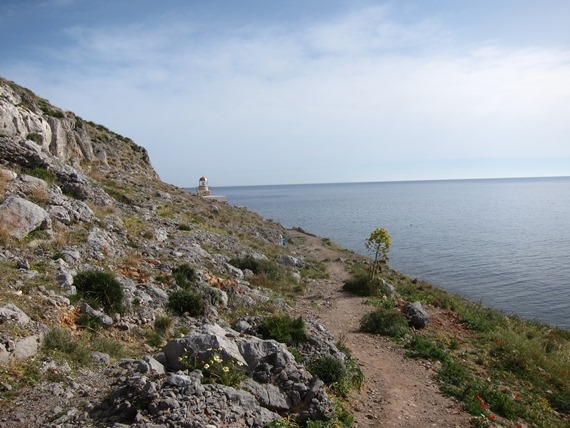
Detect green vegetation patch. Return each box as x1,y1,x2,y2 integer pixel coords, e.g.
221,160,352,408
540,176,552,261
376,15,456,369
179,348,247,387
343,274,392,297
299,259,329,280
360,308,409,338
365,266,570,427
307,355,346,385
27,166,55,182
73,269,125,315
167,289,205,316
229,255,301,297
172,263,197,289
43,326,91,366
229,255,277,277
258,315,306,345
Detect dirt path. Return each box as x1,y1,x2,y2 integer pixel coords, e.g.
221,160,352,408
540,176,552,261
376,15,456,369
288,229,471,427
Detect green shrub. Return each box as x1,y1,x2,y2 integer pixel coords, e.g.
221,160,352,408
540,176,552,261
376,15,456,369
307,355,346,385
145,330,164,349
550,389,570,413
167,289,205,316
360,308,409,338
289,347,303,363
343,274,391,297
173,263,197,289
258,315,306,345
229,255,301,296
74,270,125,315
329,346,365,397
299,259,329,279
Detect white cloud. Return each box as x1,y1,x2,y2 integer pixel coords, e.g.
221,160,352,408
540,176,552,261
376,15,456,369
6,4,570,185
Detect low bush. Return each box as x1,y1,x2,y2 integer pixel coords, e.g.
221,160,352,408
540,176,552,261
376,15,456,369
551,390,570,413
229,255,301,297
74,270,125,315
167,289,205,316
258,315,306,345
26,133,43,144
173,263,197,289
145,330,164,349
343,274,391,297
336,339,364,394
360,308,409,338
307,355,346,385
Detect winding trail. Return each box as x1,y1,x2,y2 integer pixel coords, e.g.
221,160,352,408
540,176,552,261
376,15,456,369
288,229,471,427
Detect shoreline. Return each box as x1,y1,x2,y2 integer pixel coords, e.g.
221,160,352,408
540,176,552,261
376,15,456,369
287,226,570,332
222,178,570,332
286,227,570,427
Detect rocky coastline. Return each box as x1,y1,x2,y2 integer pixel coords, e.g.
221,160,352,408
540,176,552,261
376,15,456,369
0,76,364,427
2,76,569,428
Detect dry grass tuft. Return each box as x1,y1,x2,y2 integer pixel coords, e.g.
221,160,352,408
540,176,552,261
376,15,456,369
0,169,14,197
28,186,50,206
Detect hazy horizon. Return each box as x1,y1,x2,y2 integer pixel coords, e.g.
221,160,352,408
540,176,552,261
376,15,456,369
196,174,570,189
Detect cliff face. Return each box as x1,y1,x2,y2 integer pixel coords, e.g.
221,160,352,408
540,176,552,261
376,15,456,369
0,76,342,427
0,77,157,181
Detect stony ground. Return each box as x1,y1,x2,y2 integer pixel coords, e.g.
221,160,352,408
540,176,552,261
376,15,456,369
288,228,472,428
0,228,474,428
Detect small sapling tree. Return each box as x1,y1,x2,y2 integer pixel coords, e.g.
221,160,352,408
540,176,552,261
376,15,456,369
365,227,391,279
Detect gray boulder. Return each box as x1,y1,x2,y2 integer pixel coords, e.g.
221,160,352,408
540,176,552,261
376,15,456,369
275,254,304,268
163,324,246,371
0,334,43,364
0,195,52,239
79,303,113,327
0,303,31,324
406,301,429,328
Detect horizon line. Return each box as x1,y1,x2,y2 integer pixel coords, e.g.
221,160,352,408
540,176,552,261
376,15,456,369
185,174,570,189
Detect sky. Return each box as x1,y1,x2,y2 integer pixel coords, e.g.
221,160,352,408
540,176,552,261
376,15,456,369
1,0,569,187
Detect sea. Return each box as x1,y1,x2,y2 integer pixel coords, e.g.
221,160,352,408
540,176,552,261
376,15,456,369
216,177,570,330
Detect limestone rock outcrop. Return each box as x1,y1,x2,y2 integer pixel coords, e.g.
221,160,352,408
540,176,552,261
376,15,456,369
0,195,52,239
0,76,158,182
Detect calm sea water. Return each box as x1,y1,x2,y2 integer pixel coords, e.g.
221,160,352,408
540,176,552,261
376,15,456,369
217,177,570,330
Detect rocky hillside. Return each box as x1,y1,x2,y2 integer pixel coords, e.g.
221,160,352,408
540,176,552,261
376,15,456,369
0,77,348,427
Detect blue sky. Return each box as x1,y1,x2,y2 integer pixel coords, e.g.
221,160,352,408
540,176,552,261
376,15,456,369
1,0,569,187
